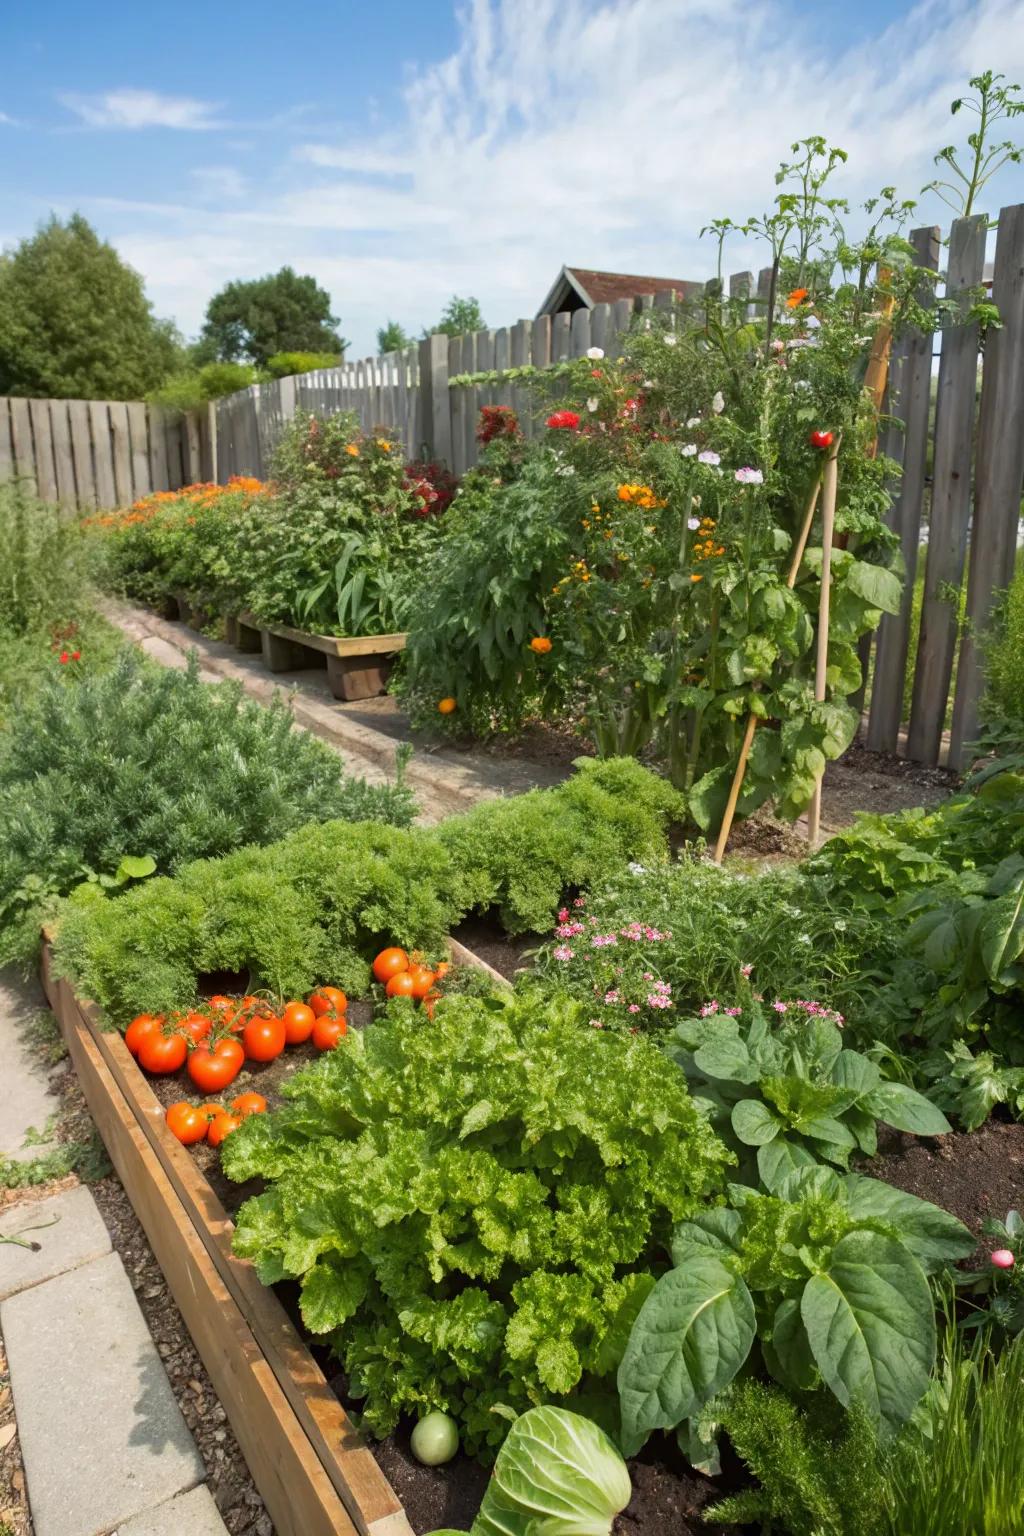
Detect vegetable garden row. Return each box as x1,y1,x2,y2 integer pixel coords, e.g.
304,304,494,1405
3,100,1024,1536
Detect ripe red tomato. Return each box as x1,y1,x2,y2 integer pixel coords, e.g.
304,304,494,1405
165,1101,208,1145
312,1015,347,1051
809,429,834,449
207,995,235,1020
231,1092,268,1118
406,965,437,1000
202,1102,227,1122
207,1113,242,1149
243,1014,286,1063
187,1037,245,1093
137,1029,188,1075
178,1011,212,1044
385,970,418,999
281,1001,316,1044
309,986,348,1018
125,1014,163,1057
434,961,450,980
372,947,409,984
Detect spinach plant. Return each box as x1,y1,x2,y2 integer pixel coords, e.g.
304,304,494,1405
617,1164,972,1454
669,1002,950,1186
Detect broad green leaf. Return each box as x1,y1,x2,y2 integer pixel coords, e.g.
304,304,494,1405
618,1257,756,1455
802,1115,856,1155
978,887,1024,983
841,1174,973,1270
831,1049,881,1098
763,1296,817,1392
801,1230,934,1428
757,1137,817,1193
845,559,902,616
731,1098,781,1146
299,1260,369,1333
693,1037,759,1085
846,1107,878,1157
862,1082,952,1137
672,1208,743,1263
116,854,157,881
593,1274,657,1376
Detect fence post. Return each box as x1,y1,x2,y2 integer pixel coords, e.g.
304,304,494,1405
866,226,940,753
950,202,1024,765
905,214,987,763
419,334,451,465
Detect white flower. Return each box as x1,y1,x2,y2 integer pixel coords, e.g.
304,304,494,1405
555,464,576,476
698,450,721,466
687,516,701,530
806,314,821,330
681,443,698,457
586,346,605,360
794,380,811,392
711,391,725,415
734,466,764,485
586,397,599,412
642,379,654,389
628,862,648,875
663,333,678,346
687,416,701,428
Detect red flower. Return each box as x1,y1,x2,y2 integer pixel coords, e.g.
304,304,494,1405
71,650,81,661
546,411,580,431
59,651,70,664
477,405,521,445
809,429,834,449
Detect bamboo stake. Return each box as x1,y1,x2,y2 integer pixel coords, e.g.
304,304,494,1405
806,441,840,847
711,472,824,864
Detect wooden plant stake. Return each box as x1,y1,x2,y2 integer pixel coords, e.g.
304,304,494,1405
806,440,841,848
711,471,824,864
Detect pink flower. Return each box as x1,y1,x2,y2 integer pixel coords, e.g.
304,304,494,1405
628,1004,641,1014
734,467,763,485
573,896,586,908
725,1007,742,1016
772,1001,788,1014
699,1001,720,1018
589,1019,604,1029
604,990,621,1004
740,964,753,978
991,1249,1016,1269
591,934,617,948
553,946,574,962
558,908,570,923
647,994,672,1009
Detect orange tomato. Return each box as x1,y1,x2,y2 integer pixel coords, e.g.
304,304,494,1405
187,1037,245,1094
202,1102,227,1122
434,961,450,980
281,1001,316,1043
372,947,409,984
438,698,456,715
137,1029,188,1075
178,1011,213,1044
231,1092,268,1118
406,965,437,1000
207,1113,242,1149
312,1015,347,1051
309,986,348,1018
207,994,235,1018
165,1101,208,1145
385,970,418,999
125,1013,163,1057
242,1014,286,1063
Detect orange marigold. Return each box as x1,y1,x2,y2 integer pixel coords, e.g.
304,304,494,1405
529,636,552,655
437,697,457,715
785,287,810,309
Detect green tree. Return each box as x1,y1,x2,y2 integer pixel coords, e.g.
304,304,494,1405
0,213,181,399
428,295,486,337
377,320,410,354
200,267,345,367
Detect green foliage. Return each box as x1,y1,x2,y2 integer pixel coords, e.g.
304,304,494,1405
200,266,344,367
0,480,96,637
51,757,681,1025
0,214,180,399
376,321,410,355
617,1164,971,1452
426,1406,631,1536
958,1209,1024,1340
221,990,730,1457
0,651,415,966
923,70,1024,220
981,553,1024,735
705,1383,886,1534
265,351,341,378
430,296,485,338
670,1001,950,1183
149,361,260,412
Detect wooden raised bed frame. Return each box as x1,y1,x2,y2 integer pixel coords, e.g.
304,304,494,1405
40,942,414,1536
236,612,407,703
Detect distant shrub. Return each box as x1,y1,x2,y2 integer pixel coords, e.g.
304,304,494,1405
981,552,1024,737
265,351,341,378
0,480,94,637
150,361,259,412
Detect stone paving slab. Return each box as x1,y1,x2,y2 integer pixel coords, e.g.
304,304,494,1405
113,1483,229,1535
1,1249,205,1536
0,1185,111,1300
0,968,60,1162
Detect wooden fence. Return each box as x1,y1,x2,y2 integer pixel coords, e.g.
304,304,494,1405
0,395,213,507
3,203,1023,770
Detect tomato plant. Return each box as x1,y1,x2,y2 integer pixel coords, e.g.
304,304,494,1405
281,1001,316,1043
311,1015,346,1051
372,948,408,984
231,1093,268,1118
165,1101,208,1145
178,1011,212,1044
309,986,348,1018
125,1013,163,1057
137,1028,188,1075
187,1037,245,1093
406,965,437,1000
207,1113,242,1149
385,971,418,999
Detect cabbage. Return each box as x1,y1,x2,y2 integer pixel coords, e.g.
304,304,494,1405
428,1406,631,1536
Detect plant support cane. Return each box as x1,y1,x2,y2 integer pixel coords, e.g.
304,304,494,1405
712,470,825,863
806,439,840,848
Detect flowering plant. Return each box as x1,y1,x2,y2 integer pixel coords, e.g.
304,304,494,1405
958,1209,1024,1341
532,893,679,1032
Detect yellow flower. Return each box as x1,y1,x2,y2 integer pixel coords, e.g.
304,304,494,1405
376,439,392,451
591,502,600,513
345,443,360,457
691,573,703,583
582,519,591,529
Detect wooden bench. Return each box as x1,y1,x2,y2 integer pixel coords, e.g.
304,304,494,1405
235,614,407,701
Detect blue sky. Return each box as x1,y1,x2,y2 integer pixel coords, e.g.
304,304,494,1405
2,0,1023,357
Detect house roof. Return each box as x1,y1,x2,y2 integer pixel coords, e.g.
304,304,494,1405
537,264,703,315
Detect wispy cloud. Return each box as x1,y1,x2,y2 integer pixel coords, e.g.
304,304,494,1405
191,165,247,200
58,88,222,130
76,0,1024,352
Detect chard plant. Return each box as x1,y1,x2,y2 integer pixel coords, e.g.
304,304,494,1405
617,1164,973,1456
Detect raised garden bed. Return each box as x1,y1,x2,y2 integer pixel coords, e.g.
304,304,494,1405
236,612,407,702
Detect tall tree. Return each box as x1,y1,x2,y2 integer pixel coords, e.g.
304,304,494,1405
377,320,410,354
0,214,181,399
429,295,486,337
201,267,344,367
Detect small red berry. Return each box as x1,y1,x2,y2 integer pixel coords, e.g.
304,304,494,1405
809,429,834,450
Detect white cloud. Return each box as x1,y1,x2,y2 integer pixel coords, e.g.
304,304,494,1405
191,166,247,200
76,0,1024,353
59,88,221,130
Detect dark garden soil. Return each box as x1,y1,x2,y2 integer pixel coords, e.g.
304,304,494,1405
866,1117,1024,1259
451,916,537,981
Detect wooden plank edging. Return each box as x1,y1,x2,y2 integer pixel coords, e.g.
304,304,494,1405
40,944,412,1536
237,613,407,659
